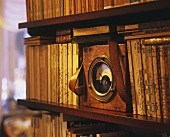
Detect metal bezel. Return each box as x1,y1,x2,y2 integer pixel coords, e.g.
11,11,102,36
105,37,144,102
88,55,116,102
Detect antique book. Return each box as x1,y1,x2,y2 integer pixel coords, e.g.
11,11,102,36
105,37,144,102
39,45,48,101
104,0,114,9
127,40,137,114
131,39,146,116
33,45,40,100
73,25,110,37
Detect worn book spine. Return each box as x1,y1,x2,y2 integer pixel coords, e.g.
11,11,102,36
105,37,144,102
50,44,55,102
164,45,170,119
131,39,146,115
98,0,104,10
104,0,114,9
68,43,73,105
127,40,137,114
34,46,40,100
47,45,51,102
26,46,30,99
72,43,79,105
29,45,34,99
59,44,63,104
26,0,31,21
39,45,48,101
62,43,68,104
152,45,161,118
160,45,168,119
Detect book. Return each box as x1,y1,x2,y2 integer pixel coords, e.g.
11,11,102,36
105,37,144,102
59,44,63,104
29,46,34,99
117,20,170,33
72,33,110,44
39,45,48,101
104,0,114,9
131,39,146,115
25,46,30,99
47,44,51,102
126,40,137,114
62,43,68,104
73,25,110,37
33,45,40,100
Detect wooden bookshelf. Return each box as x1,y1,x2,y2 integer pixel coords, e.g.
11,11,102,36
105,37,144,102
19,1,170,36
18,0,170,136
18,99,170,133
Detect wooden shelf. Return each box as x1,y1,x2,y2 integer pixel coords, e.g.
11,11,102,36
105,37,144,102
19,1,170,36
18,99,170,133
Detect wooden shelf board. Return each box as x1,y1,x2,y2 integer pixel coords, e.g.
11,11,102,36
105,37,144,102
18,99,170,133
19,1,170,30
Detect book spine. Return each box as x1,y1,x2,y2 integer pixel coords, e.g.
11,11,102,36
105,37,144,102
72,43,79,105
70,0,76,15
104,0,114,9
98,0,104,10
62,43,68,104
48,45,51,102
34,46,40,100
159,45,168,119
29,46,34,99
26,45,30,99
26,0,31,22
152,45,161,118
59,44,63,104
68,43,73,105
39,45,48,101
164,45,170,119
127,40,137,114
131,39,146,115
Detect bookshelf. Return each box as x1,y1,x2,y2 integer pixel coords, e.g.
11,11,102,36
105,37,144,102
18,0,170,136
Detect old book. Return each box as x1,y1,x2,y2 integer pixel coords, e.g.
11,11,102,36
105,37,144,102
55,0,61,17
33,45,40,100
127,40,137,114
62,43,68,104
72,33,110,44
142,43,157,117
47,44,51,102
98,0,104,10
56,35,72,44
26,0,31,21
39,45,48,101
68,43,73,105
131,39,146,115
72,43,79,105
25,46,30,99
117,20,170,33
56,29,72,37
70,0,76,15
64,0,70,16
73,25,109,37
159,45,168,119
29,46,34,99
104,0,114,9
75,0,82,14
59,44,63,104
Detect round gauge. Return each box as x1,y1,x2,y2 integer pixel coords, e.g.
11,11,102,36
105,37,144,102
88,56,116,102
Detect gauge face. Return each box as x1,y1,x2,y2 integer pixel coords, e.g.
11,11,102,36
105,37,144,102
88,56,116,102
92,63,112,94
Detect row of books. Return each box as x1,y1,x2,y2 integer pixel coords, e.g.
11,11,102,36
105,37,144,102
26,0,155,22
127,37,170,119
117,19,170,119
31,112,130,137
25,36,79,105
